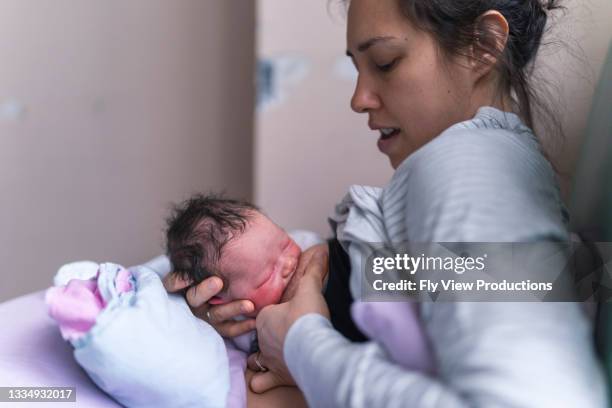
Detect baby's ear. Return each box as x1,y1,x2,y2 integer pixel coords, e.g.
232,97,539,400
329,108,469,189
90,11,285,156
162,272,193,292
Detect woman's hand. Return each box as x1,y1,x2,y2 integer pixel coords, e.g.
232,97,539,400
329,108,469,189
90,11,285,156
163,273,256,338
281,243,329,302
247,248,330,393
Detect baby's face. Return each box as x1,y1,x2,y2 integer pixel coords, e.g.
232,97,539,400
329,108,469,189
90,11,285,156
208,211,301,315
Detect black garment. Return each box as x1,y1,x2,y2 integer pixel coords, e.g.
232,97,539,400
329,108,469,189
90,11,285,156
324,238,368,342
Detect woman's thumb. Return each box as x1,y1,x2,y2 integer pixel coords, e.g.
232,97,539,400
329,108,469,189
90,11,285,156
302,249,328,286
250,371,283,393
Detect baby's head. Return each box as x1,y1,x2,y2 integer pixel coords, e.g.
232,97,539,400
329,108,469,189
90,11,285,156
166,194,301,315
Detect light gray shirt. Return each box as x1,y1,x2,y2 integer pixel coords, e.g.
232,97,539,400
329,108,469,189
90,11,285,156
284,107,608,408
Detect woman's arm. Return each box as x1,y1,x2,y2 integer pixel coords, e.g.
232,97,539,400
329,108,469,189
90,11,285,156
284,314,467,408
284,303,606,408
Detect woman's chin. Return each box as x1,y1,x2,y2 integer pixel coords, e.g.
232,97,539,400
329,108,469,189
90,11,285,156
388,148,415,169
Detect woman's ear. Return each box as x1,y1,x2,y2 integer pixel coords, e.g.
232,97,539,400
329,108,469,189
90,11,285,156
470,10,509,79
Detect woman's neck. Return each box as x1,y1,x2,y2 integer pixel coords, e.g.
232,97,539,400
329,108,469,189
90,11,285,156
469,76,516,118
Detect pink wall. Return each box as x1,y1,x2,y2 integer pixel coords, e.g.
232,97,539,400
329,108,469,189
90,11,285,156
255,0,392,237
0,0,255,302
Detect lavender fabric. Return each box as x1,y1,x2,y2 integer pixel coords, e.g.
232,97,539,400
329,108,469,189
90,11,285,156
0,290,121,407
224,341,247,408
350,301,434,374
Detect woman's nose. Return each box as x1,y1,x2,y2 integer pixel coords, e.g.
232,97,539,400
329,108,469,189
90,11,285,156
350,76,381,113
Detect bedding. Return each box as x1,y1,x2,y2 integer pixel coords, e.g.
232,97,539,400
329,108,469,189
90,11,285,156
0,290,121,407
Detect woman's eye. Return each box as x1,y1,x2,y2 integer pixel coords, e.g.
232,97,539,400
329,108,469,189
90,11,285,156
376,58,397,72
376,59,397,73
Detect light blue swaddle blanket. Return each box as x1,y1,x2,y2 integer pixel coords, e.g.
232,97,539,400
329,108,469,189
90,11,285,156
52,259,230,408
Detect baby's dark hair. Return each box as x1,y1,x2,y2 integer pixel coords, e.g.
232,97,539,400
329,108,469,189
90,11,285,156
165,193,259,288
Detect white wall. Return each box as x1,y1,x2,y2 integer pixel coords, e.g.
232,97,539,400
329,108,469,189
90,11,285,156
0,0,255,302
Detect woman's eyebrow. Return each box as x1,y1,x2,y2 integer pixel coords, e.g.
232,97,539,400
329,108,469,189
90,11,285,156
346,35,398,57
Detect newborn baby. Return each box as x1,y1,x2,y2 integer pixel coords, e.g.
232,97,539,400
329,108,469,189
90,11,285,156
165,194,306,316
165,194,341,353
165,193,434,371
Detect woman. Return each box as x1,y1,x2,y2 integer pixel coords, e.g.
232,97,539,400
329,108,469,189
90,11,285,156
169,0,607,406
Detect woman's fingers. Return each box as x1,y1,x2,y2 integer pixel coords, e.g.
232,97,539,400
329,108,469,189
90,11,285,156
246,352,262,372
162,272,193,293
165,274,257,338
288,250,331,320
191,303,256,337
184,277,224,308
207,299,255,322
249,371,286,394
214,318,257,338
177,278,256,337
189,303,211,321
300,249,329,289
190,299,255,337
296,244,328,278
281,244,329,302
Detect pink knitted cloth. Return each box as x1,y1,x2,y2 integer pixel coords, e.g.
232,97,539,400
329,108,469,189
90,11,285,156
45,266,133,341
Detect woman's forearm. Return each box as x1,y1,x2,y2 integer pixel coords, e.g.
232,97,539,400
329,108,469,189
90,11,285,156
284,307,606,408
284,314,466,408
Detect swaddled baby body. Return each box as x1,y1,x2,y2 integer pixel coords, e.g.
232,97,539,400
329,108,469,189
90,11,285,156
46,258,232,408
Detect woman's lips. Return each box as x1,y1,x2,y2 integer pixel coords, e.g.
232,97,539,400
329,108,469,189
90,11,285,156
377,129,401,153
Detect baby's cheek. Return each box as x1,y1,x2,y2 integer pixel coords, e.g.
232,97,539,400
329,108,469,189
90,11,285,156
250,284,284,313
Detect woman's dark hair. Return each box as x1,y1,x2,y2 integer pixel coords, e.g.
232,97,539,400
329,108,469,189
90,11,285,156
392,0,564,132
165,193,258,288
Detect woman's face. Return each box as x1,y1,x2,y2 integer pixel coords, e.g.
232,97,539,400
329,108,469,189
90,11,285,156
346,0,477,168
